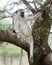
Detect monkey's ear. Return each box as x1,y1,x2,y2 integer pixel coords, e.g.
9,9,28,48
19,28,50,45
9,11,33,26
15,11,18,13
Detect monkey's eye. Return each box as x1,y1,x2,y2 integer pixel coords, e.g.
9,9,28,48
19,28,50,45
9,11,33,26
20,12,24,17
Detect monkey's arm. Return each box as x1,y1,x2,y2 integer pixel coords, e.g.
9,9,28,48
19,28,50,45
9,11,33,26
26,12,42,21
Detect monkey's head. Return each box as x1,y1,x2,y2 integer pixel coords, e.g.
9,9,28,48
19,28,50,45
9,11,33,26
15,9,24,18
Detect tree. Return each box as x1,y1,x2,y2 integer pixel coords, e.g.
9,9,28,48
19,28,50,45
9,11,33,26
0,0,52,65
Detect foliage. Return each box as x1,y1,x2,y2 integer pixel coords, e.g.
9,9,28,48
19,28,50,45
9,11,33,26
0,44,20,57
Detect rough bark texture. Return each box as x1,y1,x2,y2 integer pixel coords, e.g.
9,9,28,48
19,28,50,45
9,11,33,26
31,10,52,65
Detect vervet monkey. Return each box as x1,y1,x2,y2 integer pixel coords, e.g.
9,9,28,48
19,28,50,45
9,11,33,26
13,9,42,63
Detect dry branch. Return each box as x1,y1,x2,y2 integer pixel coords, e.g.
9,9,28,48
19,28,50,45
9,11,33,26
22,0,36,14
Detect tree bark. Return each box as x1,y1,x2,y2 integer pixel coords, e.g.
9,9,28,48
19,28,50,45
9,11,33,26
0,30,29,52
31,10,52,65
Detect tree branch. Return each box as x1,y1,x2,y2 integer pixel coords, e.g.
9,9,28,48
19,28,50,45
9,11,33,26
0,30,29,52
22,0,36,14
22,0,52,14
40,0,52,12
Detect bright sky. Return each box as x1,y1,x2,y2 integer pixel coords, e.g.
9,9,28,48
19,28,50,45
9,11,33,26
50,28,52,32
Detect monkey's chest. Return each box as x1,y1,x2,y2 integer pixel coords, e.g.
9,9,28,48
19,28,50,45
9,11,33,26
18,21,32,36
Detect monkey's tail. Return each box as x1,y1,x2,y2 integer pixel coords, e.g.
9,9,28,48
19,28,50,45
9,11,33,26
19,48,23,65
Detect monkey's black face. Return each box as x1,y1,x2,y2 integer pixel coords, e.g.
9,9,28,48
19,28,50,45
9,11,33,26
20,12,24,18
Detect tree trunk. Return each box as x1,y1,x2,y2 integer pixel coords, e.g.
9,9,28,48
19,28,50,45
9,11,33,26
28,51,52,65
28,10,52,65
